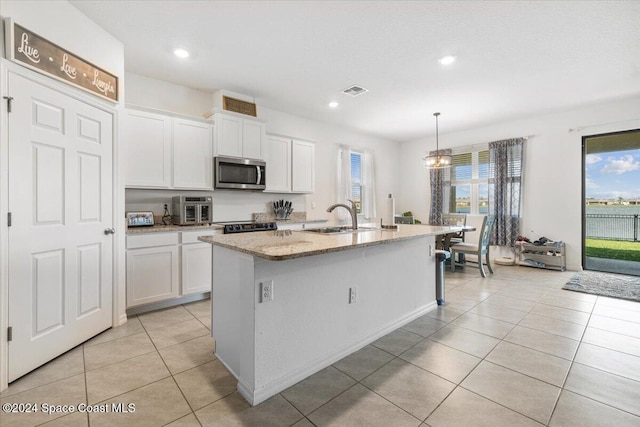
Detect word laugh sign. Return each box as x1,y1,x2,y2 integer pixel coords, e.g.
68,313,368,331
8,20,119,102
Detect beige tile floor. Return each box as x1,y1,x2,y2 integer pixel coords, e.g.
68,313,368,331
2,265,640,426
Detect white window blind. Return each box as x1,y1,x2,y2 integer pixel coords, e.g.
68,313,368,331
448,149,489,214
350,152,362,213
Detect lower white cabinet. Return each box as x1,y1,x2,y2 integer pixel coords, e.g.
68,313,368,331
126,230,218,308
127,245,179,307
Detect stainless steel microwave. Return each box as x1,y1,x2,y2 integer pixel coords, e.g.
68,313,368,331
214,156,266,190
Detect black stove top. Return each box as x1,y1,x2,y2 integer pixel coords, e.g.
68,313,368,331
222,222,277,234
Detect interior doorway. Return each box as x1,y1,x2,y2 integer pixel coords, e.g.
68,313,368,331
582,129,640,276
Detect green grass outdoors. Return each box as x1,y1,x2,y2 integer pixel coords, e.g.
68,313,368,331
586,239,640,262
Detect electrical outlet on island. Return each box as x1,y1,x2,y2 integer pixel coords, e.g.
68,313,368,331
349,287,357,304
260,281,274,303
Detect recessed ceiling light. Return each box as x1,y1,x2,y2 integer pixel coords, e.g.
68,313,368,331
328,101,339,108
438,55,456,65
174,48,190,59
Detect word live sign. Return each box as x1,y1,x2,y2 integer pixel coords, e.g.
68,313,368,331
7,20,118,102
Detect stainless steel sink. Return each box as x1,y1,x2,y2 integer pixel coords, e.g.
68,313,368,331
302,226,378,235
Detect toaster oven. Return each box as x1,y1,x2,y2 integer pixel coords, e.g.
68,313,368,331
171,196,212,225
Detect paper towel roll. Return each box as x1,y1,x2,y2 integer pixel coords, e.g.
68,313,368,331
383,193,395,227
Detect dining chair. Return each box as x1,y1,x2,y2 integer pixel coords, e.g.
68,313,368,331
450,215,495,278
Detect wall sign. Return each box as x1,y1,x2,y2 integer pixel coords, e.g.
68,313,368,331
5,19,119,102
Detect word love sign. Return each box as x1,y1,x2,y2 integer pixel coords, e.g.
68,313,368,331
8,20,119,102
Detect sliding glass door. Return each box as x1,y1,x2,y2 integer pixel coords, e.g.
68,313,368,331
583,129,640,276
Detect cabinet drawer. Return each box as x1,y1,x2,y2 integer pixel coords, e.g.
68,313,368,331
181,229,220,244
127,232,179,249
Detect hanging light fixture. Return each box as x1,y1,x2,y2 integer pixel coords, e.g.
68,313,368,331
423,112,452,168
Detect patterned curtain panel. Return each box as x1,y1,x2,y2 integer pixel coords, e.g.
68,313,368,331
488,138,526,246
428,148,452,225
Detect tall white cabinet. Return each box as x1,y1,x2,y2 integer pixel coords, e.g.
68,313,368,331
124,107,213,189
265,135,315,193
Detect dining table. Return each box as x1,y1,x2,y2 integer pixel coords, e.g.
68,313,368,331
436,225,477,251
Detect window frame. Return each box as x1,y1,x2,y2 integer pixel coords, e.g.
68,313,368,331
350,150,363,215
447,146,489,215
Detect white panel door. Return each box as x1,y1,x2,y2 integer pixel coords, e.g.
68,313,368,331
173,119,213,189
124,109,172,188
265,135,292,192
242,119,266,160
215,113,242,158
292,140,315,193
7,73,114,381
181,243,212,295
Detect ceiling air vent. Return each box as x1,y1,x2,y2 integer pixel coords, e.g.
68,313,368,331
341,85,369,97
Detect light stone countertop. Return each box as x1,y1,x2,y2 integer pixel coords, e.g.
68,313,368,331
126,223,224,234
198,224,462,261
126,219,327,234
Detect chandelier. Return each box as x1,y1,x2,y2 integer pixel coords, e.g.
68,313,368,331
423,112,452,169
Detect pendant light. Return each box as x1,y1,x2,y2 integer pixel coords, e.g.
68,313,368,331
423,112,452,168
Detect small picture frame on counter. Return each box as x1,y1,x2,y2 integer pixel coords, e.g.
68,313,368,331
126,211,154,227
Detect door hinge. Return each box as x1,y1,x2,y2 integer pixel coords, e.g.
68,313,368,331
3,96,14,113
7,212,11,227
7,327,12,342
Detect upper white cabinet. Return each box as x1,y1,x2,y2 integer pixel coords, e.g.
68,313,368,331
265,135,292,192
292,140,315,193
173,119,213,189
124,107,213,190
124,109,172,188
215,111,266,160
265,135,315,193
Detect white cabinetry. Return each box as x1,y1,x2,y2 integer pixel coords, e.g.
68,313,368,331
181,231,213,295
215,111,266,160
126,229,219,309
124,109,172,188
265,135,291,192
124,107,213,189
292,140,315,193
265,136,315,193
173,119,213,189
126,233,179,307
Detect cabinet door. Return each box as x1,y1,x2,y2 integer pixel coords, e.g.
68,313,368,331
126,246,179,307
292,140,315,193
181,242,212,295
265,135,292,192
242,119,266,160
216,114,243,158
173,119,213,189
124,110,172,188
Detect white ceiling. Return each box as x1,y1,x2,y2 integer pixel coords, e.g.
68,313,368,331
70,0,640,142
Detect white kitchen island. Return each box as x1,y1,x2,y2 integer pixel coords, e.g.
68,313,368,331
199,224,457,405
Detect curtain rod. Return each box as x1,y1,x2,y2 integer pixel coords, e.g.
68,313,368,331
452,135,534,153
568,119,638,133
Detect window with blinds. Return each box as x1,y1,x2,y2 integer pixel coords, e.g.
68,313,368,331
350,152,363,213
448,149,489,214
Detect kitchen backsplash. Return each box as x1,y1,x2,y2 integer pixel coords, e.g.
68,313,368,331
253,211,307,222
125,188,309,222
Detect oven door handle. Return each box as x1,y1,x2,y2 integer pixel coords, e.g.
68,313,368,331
256,165,262,185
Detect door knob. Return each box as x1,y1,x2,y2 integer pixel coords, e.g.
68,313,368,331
104,228,116,235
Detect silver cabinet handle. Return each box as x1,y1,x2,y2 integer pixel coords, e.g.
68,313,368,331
256,165,262,185
104,228,116,235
